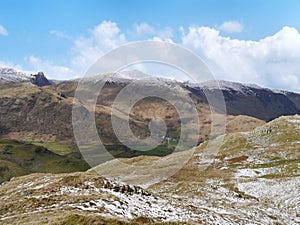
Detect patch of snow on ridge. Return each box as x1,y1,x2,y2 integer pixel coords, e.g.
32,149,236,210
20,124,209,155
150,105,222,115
101,187,193,221
104,70,179,85
185,79,296,96
184,79,266,96
117,70,152,80
70,186,195,222
237,177,300,216
0,67,37,82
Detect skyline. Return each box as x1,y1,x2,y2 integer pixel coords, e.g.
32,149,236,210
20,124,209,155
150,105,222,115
0,0,300,91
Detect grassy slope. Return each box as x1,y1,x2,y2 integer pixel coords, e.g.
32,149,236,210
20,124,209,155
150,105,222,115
0,116,298,224
0,139,90,183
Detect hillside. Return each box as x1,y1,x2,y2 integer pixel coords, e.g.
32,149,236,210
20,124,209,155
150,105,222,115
186,80,300,121
2,70,299,146
1,69,300,183
0,139,90,183
0,76,269,147
1,70,299,143
0,115,299,224
93,115,300,223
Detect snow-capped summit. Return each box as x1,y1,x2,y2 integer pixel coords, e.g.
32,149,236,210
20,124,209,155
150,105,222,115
202,80,261,91
89,70,180,86
198,80,263,94
115,70,152,80
0,67,34,82
184,79,289,96
0,67,51,86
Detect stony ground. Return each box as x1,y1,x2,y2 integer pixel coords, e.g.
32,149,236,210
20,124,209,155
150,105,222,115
0,115,299,224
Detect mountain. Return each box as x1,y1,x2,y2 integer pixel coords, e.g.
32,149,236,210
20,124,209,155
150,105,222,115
185,79,300,121
0,69,299,224
1,67,299,121
0,69,299,147
0,67,51,86
0,69,299,181
0,115,299,224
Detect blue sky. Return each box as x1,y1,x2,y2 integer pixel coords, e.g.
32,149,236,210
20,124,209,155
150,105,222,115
1,0,300,91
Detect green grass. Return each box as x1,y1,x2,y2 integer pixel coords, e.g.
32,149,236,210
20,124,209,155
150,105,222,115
0,159,28,183
0,139,90,183
32,142,73,155
80,143,175,159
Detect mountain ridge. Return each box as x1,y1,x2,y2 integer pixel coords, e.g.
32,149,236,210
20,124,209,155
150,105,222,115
0,67,52,86
1,66,299,94
0,69,299,144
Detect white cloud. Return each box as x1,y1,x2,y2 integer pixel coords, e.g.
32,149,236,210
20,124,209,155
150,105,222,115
28,56,74,80
8,20,300,92
50,30,71,40
0,25,8,36
132,23,173,40
181,25,300,91
71,21,127,76
23,21,127,79
218,21,243,33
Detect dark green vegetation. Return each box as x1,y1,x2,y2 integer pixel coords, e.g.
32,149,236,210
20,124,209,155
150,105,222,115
105,143,175,158
0,139,176,183
75,143,176,166
0,139,90,183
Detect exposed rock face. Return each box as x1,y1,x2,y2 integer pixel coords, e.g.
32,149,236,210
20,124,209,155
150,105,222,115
30,72,52,86
0,67,51,86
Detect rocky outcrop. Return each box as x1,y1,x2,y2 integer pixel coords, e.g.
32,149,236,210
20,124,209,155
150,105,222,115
30,72,52,86
0,67,52,86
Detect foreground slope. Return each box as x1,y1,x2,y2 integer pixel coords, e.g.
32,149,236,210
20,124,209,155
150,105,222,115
0,172,193,225
93,115,300,223
0,115,299,224
150,115,300,224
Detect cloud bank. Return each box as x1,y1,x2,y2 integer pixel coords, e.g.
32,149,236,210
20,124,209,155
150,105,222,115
27,21,300,92
71,21,127,76
182,25,300,91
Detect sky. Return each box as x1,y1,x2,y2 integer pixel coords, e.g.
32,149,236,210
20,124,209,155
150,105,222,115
0,0,300,91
